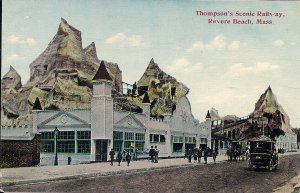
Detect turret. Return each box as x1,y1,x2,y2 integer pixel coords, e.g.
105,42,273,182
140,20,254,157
90,61,113,161
205,110,211,121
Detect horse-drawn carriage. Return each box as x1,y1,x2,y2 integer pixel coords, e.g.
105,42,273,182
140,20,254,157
248,136,278,171
227,140,247,161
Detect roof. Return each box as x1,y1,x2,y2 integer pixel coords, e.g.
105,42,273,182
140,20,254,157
32,97,42,111
206,110,211,119
92,61,112,81
248,135,275,142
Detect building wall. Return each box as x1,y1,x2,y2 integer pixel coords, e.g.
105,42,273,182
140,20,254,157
35,83,211,165
275,133,298,152
0,135,40,168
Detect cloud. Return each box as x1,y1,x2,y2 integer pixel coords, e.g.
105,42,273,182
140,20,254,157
106,32,147,47
26,38,37,46
7,35,21,44
226,62,280,77
272,39,285,47
7,53,29,62
7,54,20,62
228,41,242,50
166,58,203,74
187,34,245,53
7,35,37,46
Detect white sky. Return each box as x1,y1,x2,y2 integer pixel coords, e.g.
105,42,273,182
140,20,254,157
2,0,300,127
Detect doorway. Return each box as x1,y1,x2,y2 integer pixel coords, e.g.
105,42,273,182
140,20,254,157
95,140,108,162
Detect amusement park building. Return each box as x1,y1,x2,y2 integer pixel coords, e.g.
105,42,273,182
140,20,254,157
23,62,211,165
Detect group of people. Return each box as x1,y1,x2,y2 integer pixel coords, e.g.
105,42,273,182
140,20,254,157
109,149,133,166
148,146,159,163
185,147,218,164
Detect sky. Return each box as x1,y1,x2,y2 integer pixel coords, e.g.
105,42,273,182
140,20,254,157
2,0,300,127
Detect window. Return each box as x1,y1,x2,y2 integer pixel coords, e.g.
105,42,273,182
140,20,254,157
200,138,207,144
41,140,54,153
58,131,74,140
113,141,123,152
154,135,159,142
40,132,54,153
41,132,54,140
115,132,145,153
173,136,179,143
125,132,134,140
185,137,196,144
77,131,91,140
135,133,145,141
150,134,166,143
135,142,144,151
193,137,196,143
113,131,123,140
124,141,133,149
78,141,90,153
179,136,184,143
77,131,91,153
55,131,75,153
173,143,183,152
58,141,75,153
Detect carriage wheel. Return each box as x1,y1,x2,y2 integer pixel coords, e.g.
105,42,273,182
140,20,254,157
268,160,273,171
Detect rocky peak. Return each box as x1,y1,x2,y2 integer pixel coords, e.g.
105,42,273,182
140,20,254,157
129,59,190,116
1,66,22,89
83,42,98,61
253,86,294,134
254,86,279,113
57,18,82,41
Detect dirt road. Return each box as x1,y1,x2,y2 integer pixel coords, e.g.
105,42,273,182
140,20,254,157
4,154,300,193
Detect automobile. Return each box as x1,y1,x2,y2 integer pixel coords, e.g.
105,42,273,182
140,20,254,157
248,136,278,171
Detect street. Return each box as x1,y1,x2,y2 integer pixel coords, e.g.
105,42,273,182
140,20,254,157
4,154,300,193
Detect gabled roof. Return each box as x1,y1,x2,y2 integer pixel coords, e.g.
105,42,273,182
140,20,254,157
38,111,90,128
32,97,42,111
142,92,150,104
93,61,112,81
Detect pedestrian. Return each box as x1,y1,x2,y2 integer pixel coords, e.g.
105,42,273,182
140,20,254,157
117,151,122,166
154,146,159,163
109,148,115,166
198,147,203,163
204,147,208,164
212,149,217,164
126,151,131,166
187,149,192,163
193,148,198,163
134,148,138,161
149,146,155,162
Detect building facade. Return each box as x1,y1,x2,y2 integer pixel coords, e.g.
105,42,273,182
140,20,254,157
32,64,211,165
0,125,40,168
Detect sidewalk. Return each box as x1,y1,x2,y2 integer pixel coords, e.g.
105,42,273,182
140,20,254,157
0,155,227,187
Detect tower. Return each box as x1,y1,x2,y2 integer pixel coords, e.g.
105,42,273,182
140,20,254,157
142,92,151,120
91,61,113,161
